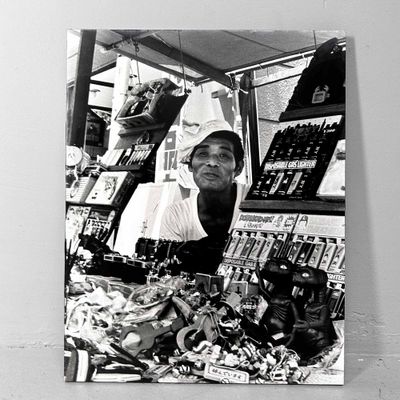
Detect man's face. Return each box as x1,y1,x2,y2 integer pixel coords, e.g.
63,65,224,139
189,136,243,192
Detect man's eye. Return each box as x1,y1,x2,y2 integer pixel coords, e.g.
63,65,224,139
197,152,208,157
219,153,232,160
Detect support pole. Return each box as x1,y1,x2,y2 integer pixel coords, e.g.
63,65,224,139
108,56,131,150
248,71,260,182
67,30,96,147
232,86,250,184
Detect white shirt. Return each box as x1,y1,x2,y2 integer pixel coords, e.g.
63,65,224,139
160,182,250,242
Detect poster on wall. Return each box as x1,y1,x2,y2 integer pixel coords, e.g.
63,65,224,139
65,29,346,385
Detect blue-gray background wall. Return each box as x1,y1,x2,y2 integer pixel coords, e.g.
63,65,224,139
1,1,399,399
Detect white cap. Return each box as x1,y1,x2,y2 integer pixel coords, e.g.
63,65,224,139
178,119,235,163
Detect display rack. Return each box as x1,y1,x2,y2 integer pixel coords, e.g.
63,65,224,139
235,103,346,318
240,199,345,215
65,91,188,245
243,103,345,216
117,123,168,136
279,103,345,122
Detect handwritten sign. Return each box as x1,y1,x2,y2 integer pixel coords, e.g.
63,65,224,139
204,363,249,384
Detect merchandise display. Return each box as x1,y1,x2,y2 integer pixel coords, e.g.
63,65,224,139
286,37,345,111
65,205,91,251
85,171,136,207
64,268,344,384
66,176,98,203
287,214,345,320
65,31,346,386
101,144,156,168
217,212,299,295
115,78,182,128
248,115,344,200
82,208,118,241
64,210,345,384
317,139,346,200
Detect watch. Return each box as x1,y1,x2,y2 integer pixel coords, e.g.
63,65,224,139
66,146,83,167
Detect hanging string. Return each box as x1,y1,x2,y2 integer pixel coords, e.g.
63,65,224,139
177,30,189,94
313,30,317,50
133,41,141,84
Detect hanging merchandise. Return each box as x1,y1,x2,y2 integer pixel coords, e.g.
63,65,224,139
115,78,183,128
286,37,345,110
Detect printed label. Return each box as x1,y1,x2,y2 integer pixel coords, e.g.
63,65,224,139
222,257,257,269
293,214,345,238
263,159,317,171
134,144,155,151
235,212,298,232
327,272,345,283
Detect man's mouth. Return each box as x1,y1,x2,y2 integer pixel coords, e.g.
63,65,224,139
203,172,219,179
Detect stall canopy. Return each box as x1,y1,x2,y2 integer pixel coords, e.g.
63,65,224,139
67,30,345,88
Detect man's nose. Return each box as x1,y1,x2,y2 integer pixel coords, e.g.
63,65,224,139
206,154,220,167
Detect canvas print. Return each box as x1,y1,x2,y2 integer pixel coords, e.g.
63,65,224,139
65,30,346,384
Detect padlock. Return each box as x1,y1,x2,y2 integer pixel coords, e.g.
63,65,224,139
311,85,330,104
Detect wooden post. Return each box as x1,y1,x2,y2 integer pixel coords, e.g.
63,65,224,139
248,71,260,182
108,56,131,150
67,30,96,147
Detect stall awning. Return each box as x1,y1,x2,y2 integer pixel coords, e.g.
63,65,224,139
67,30,345,88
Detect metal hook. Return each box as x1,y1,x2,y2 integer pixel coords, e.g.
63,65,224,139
131,40,141,84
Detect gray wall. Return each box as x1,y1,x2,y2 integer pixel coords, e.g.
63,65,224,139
1,1,399,399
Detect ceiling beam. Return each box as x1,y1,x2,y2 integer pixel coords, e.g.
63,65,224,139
224,39,346,76
104,30,159,49
94,37,195,83
68,33,199,88
132,35,233,88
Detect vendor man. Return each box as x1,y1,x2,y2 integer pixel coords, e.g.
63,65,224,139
160,119,249,242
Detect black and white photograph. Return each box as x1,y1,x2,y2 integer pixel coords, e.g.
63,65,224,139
64,29,347,384
4,1,400,398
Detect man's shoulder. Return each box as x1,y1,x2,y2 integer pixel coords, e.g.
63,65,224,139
165,194,196,214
